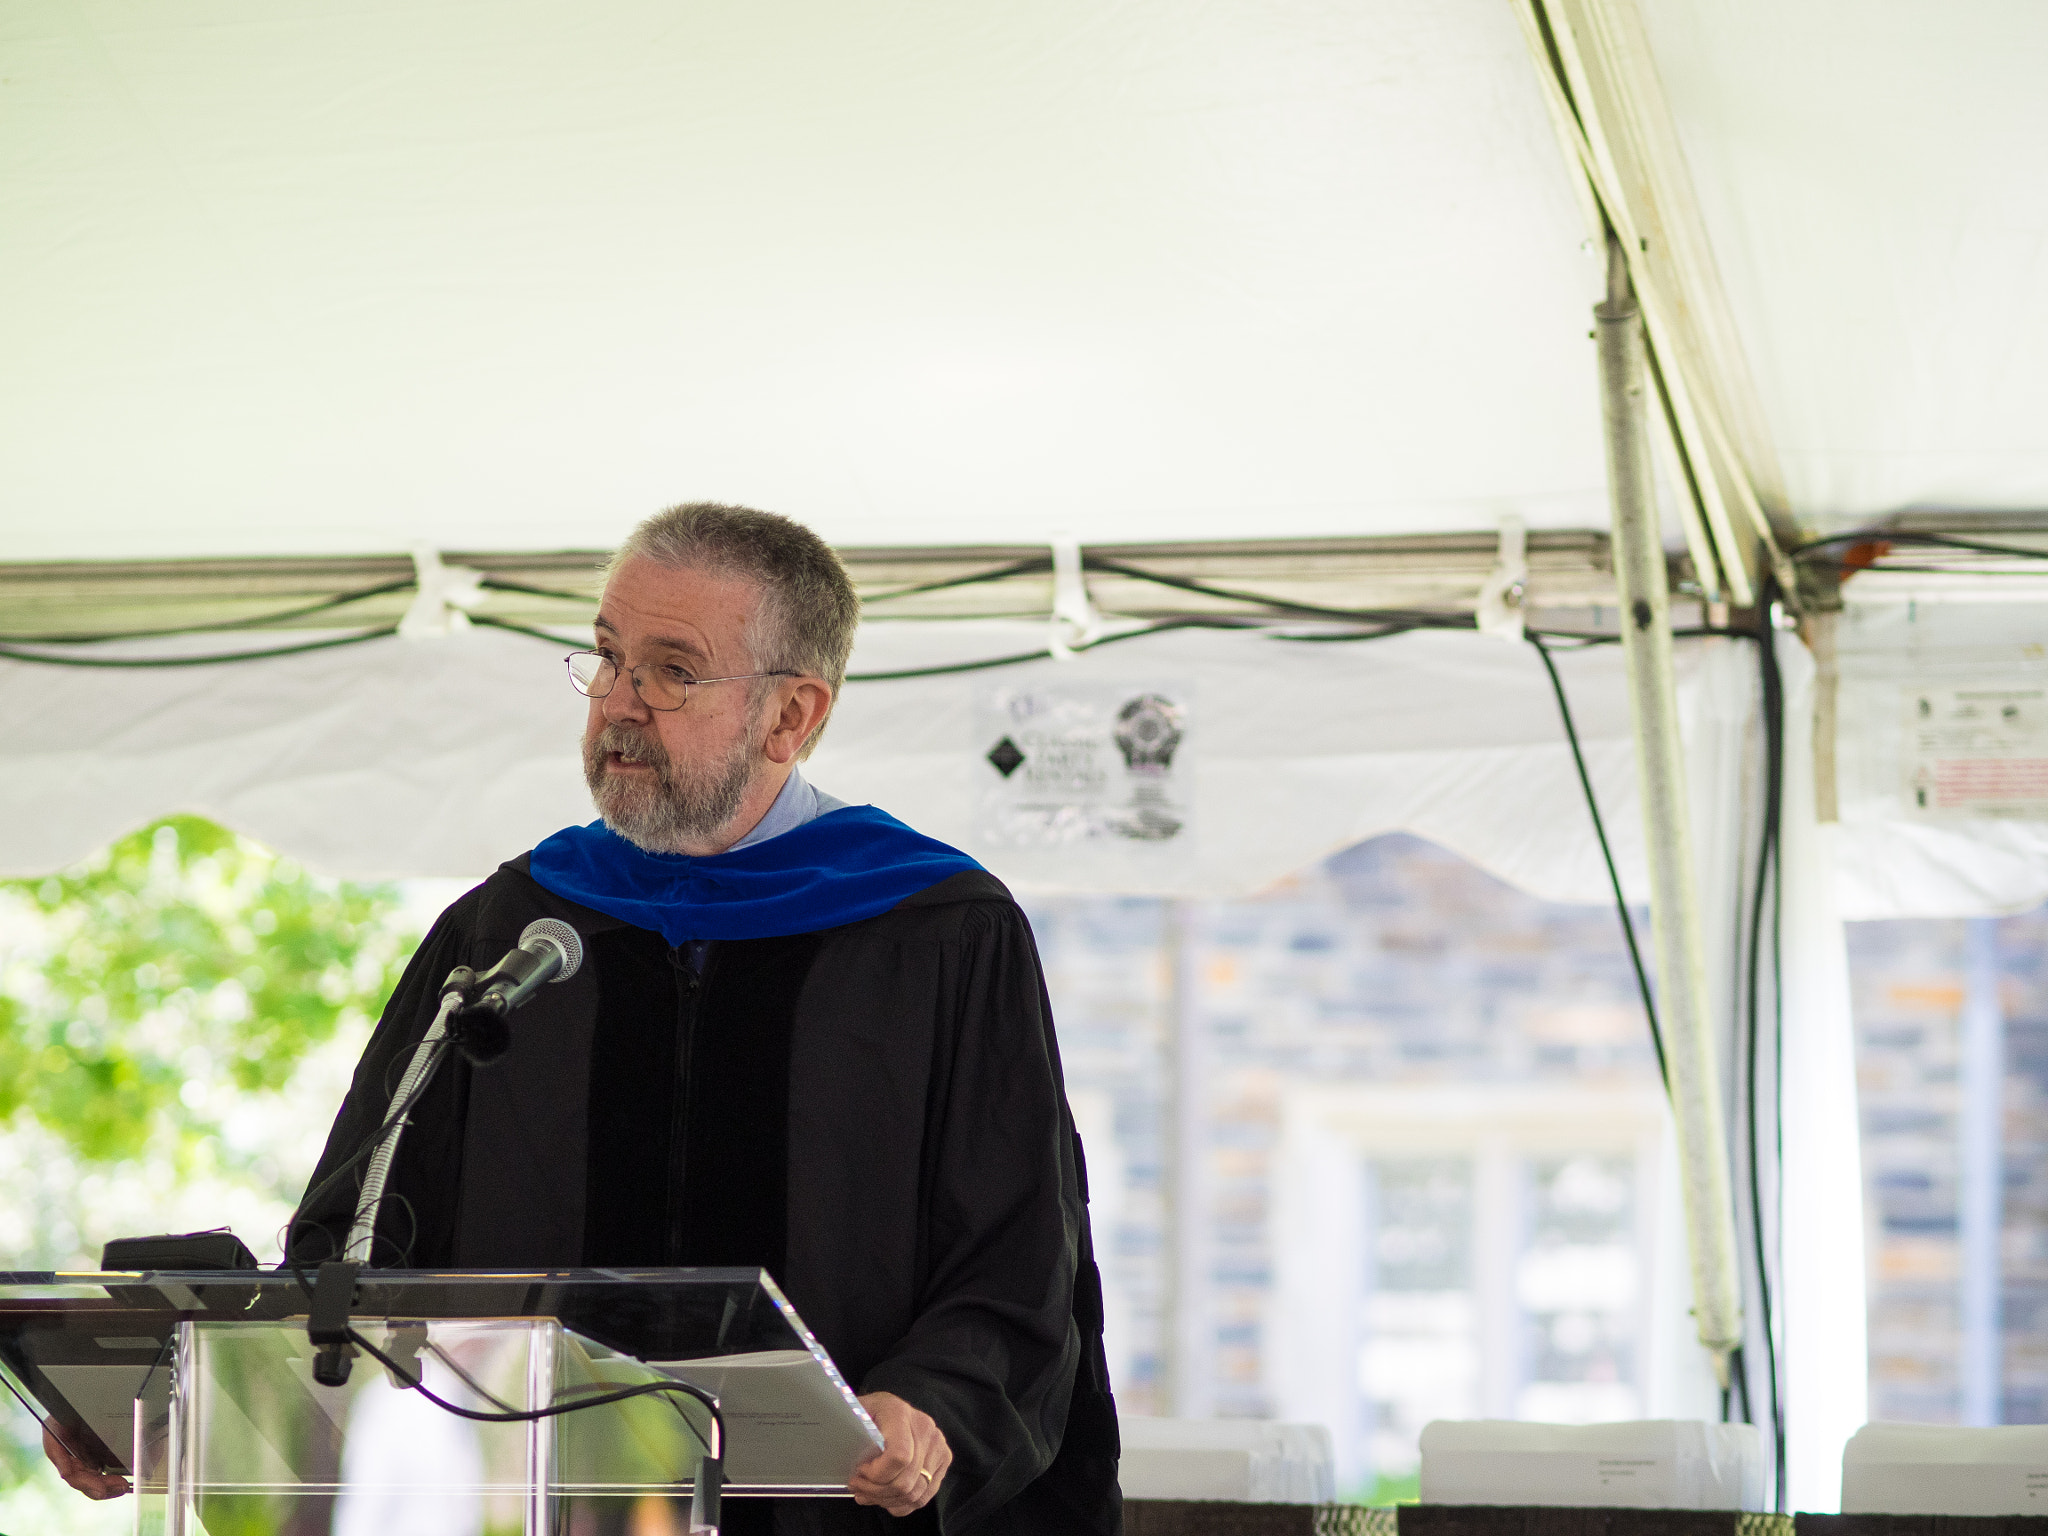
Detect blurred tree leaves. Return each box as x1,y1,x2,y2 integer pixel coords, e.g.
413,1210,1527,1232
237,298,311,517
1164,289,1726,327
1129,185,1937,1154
0,816,413,1169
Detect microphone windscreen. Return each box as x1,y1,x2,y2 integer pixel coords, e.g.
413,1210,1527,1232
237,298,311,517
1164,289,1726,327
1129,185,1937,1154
520,918,584,981
454,1010,512,1066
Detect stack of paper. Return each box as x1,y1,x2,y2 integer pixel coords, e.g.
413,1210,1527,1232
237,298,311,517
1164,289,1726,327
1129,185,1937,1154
1117,1418,1336,1503
1843,1424,2048,1514
1420,1420,1767,1510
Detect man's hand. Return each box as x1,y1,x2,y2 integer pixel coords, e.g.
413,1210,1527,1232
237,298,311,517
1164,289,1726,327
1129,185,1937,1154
43,1422,130,1501
850,1391,951,1516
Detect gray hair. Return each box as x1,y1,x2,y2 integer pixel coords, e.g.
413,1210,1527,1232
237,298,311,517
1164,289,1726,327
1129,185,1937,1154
608,503,860,758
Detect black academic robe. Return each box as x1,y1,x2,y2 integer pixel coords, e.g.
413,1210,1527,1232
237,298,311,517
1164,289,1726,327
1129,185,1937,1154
292,857,1121,1535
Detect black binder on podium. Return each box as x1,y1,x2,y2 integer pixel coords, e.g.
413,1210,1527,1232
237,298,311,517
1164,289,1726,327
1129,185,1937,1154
0,1266,882,1536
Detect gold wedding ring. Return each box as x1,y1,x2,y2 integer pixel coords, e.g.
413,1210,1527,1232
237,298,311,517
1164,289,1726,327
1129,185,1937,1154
917,1467,934,1483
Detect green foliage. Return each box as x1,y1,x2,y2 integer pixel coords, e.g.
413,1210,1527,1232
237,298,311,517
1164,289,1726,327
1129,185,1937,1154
1359,1474,1409,1507
1344,1471,1421,1506
0,815,412,1169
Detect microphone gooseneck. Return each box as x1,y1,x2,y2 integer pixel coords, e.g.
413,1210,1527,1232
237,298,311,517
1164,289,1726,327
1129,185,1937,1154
340,919,586,1265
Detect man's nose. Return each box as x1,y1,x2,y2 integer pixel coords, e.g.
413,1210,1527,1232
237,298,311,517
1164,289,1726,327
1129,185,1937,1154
601,668,653,722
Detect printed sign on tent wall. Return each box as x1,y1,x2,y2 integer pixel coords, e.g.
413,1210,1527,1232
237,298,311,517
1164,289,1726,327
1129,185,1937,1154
974,679,1194,877
1904,682,2048,818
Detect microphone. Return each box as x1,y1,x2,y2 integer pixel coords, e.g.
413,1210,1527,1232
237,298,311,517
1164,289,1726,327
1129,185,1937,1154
452,919,584,1064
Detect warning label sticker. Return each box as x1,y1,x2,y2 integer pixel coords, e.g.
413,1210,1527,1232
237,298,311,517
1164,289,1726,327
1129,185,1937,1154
1906,684,2048,818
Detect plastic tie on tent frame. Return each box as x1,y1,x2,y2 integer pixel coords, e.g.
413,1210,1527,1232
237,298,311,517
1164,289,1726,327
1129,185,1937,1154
1048,535,1104,660
399,544,486,640
1475,513,1529,640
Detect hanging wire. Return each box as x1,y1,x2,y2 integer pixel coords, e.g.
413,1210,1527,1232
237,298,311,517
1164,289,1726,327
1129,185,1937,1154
0,578,416,646
1526,633,1669,1090
0,537,1759,672
1790,528,2048,564
1744,582,1789,1509
0,628,401,668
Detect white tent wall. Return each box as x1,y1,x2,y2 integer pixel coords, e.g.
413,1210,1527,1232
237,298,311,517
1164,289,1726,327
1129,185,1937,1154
0,623,1721,900
4,616,2033,916
1776,640,1869,1513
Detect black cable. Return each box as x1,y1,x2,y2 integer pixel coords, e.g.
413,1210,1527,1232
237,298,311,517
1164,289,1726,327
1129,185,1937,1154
1534,617,1796,1479
271,994,728,1467
1288,624,1748,648
847,645,1067,681
343,1325,722,1430
1526,633,1669,1090
1791,528,2048,562
843,614,1269,681
1743,590,1789,1510
844,609,1730,681
0,579,419,646
860,556,1053,604
275,1249,725,1448
385,1192,419,1271
425,1340,526,1415
466,613,587,645
1085,555,1486,629
1530,625,1746,645
0,530,1753,679
282,1034,455,1265
1817,560,2048,577
1641,340,1727,599
0,627,401,668
0,605,1713,679
476,576,601,604
1260,623,1428,643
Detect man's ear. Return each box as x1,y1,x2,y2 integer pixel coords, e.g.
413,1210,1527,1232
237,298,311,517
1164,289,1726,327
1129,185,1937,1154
763,679,834,766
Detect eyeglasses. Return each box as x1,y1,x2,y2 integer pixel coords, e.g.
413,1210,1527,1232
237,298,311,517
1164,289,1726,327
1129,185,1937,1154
565,650,796,712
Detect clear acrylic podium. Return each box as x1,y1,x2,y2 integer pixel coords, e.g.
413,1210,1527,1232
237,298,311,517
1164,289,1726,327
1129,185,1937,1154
0,1267,883,1536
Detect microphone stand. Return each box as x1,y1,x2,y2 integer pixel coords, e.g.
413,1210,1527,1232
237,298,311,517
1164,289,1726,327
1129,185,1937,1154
343,967,475,1263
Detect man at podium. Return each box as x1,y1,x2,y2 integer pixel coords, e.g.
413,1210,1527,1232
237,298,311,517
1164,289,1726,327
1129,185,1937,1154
283,504,1121,1532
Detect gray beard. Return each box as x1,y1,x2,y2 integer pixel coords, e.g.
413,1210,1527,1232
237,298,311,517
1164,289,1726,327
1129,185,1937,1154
582,720,758,853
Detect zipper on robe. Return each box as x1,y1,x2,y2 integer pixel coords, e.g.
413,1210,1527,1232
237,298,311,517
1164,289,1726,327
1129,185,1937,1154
663,944,703,1264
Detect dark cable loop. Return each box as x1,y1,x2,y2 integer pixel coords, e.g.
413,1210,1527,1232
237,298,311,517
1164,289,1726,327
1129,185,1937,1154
0,536,1753,680
1744,581,1789,1509
385,1192,419,1271
344,1325,722,1448
858,556,1053,604
283,1035,455,1266
425,1339,525,1415
467,613,584,645
843,614,1271,681
0,579,418,646
0,628,402,668
475,576,601,604
1526,633,1669,1090
1790,528,2048,563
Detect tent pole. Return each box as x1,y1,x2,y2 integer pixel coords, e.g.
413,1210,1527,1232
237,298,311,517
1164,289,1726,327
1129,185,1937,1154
1595,233,1746,1385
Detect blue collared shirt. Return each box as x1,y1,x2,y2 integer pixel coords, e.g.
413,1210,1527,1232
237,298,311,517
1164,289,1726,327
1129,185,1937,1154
728,765,848,851
670,767,847,971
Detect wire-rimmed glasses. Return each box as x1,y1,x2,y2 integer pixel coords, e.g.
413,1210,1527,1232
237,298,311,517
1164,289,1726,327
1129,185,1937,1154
565,650,796,712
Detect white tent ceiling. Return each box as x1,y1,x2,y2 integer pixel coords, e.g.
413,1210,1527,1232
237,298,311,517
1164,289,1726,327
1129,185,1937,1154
1638,0,2048,523
16,0,2044,566
6,0,1616,560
